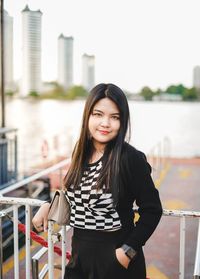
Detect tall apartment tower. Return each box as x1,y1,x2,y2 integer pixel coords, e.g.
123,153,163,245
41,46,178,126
193,66,200,90
57,34,73,90
4,10,14,92
21,5,42,97
82,54,95,91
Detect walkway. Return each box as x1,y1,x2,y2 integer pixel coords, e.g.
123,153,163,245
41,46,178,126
145,158,200,279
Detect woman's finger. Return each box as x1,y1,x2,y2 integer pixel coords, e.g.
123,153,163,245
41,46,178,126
43,218,48,232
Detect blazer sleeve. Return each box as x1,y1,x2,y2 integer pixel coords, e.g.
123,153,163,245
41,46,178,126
124,149,163,251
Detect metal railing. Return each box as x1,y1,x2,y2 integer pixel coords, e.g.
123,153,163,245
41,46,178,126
0,158,70,196
148,136,171,181
0,197,200,279
0,157,199,278
0,128,18,188
0,158,70,279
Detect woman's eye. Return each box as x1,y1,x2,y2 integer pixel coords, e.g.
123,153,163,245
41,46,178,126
93,112,102,117
112,115,120,120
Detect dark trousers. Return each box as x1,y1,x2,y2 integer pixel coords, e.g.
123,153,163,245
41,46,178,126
64,228,146,279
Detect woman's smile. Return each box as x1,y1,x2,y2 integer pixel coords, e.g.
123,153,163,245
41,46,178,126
98,129,110,135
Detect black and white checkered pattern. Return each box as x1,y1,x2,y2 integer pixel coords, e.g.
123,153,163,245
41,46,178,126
67,159,121,231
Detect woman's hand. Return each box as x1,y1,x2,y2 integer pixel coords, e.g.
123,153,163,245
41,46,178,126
115,248,130,269
32,202,50,232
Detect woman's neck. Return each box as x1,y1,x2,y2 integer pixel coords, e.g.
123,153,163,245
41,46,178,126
89,148,104,164
92,140,106,153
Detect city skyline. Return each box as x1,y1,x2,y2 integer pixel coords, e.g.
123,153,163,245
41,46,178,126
82,54,95,91
57,34,74,90
4,0,200,93
3,10,13,92
21,5,42,96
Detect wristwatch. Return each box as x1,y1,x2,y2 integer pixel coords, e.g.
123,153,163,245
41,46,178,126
121,244,137,260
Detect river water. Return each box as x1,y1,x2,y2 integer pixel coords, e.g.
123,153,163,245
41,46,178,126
5,99,200,172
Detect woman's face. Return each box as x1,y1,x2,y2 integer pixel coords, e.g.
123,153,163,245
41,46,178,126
88,97,120,150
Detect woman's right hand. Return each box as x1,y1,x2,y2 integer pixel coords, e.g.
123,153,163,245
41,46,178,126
32,202,50,232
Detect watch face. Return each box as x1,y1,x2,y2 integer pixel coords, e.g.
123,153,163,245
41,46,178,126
127,248,137,259
121,244,137,260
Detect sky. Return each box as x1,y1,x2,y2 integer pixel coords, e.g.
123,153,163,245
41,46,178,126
4,0,200,93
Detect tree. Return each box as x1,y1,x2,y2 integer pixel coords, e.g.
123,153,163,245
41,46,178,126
155,88,163,96
182,87,198,101
29,91,39,97
66,86,88,100
140,86,155,100
166,84,186,95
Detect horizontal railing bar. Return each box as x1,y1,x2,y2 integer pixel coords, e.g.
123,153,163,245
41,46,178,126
0,197,44,207
0,205,20,216
0,127,18,134
1,197,200,218
162,209,200,218
0,158,70,195
32,247,48,261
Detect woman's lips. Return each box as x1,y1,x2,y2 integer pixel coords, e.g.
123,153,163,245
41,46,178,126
98,130,109,135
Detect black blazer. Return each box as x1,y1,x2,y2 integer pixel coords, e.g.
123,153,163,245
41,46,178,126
116,142,163,251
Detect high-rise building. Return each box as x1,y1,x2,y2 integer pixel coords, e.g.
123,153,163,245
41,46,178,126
21,5,42,97
193,66,200,90
57,34,73,90
82,53,95,91
4,10,14,93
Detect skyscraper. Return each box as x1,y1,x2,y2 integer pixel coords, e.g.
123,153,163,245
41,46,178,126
82,53,95,91
4,10,14,93
57,34,74,90
193,66,200,90
21,5,42,97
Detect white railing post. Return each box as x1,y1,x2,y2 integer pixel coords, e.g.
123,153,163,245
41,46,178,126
13,205,19,279
179,216,186,279
48,221,54,279
62,226,67,278
194,218,200,277
25,204,31,279
0,212,4,279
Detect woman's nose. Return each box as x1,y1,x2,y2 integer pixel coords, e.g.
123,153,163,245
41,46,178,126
100,117,110,127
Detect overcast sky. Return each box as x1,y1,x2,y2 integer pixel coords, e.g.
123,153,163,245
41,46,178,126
4,0,200,92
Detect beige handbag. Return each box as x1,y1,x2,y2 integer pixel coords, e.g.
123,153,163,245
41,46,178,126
48,190,71,226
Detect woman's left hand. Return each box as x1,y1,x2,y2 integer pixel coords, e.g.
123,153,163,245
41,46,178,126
115,248,130,269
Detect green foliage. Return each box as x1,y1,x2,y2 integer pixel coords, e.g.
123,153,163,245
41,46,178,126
38,84,88,100
182,87,198,101
5,91,15,97
138,83,199,101
66,86,88,100
166,84,186,95
29,91,39,97
154,88,163,95
140,86,155,100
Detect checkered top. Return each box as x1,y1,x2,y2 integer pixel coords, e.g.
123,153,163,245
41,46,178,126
67,159,121,231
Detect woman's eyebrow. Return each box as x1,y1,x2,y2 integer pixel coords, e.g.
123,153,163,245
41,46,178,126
93,109,119,114
111,112,120,115
93,109,103,113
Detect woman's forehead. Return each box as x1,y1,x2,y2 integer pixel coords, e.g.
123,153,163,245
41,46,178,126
93,98,119,113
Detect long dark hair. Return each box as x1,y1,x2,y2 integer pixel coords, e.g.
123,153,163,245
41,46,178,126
64,83,131,205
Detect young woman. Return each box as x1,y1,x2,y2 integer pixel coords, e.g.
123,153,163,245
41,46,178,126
32,83,162,279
